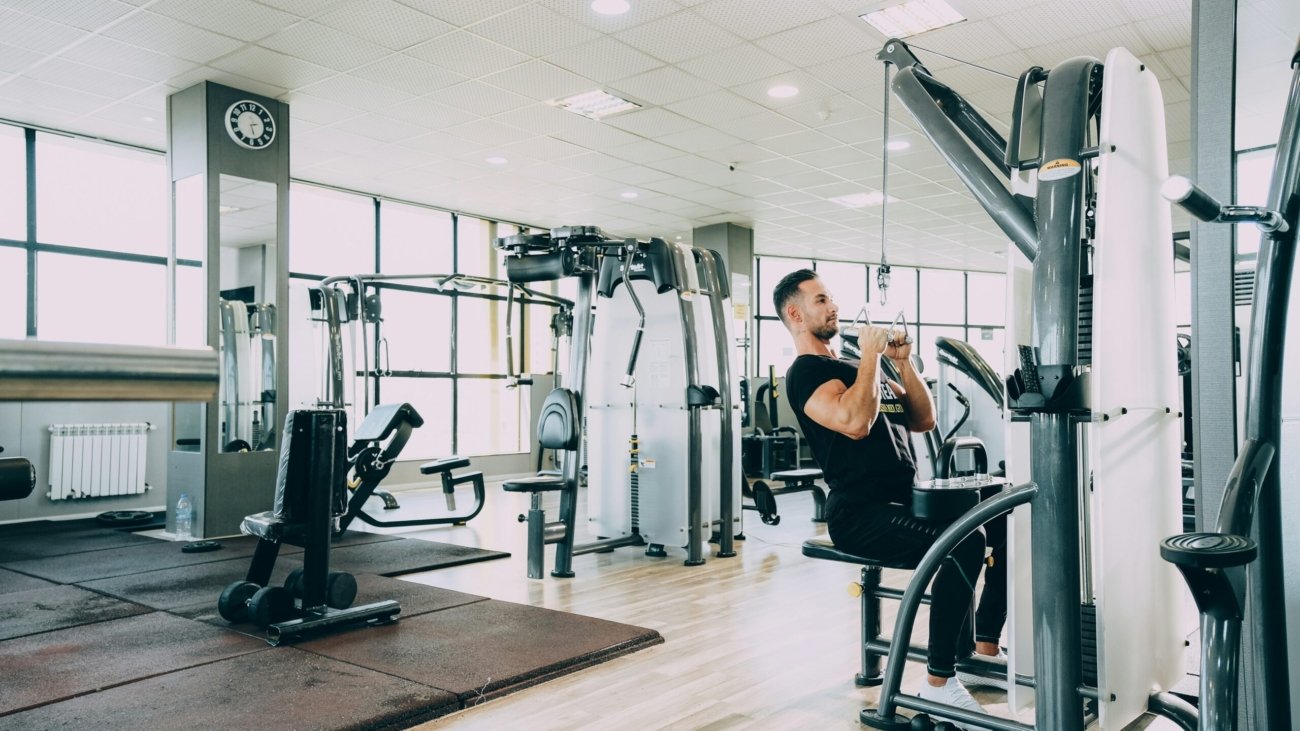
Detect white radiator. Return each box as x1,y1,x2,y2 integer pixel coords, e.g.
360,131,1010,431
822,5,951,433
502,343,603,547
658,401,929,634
47,422,154,500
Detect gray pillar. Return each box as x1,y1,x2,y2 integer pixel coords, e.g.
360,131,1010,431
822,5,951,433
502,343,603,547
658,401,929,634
691,222,753,283
1189,0,1238,531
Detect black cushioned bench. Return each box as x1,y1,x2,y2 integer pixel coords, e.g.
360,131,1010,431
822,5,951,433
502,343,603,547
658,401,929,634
745,468,827,526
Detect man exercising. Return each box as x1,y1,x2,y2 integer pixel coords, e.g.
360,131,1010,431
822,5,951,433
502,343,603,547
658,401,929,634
774,269,1000,717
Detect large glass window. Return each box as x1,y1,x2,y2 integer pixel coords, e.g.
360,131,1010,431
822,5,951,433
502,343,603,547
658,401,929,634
377,377,453,459
967,327,1006,374
966,273,1005,326
920,269,965,324
456,378,528,456
917,325,965,374
289,184,375,276
457,295,507,374
0,247,24,338
758,257,814,317
37,254,165,345
380,201,453,274
758,319,798,377
1235,149,1275,257
457,216,500,278
35,133,166,255
379,287,452,373
880,266,918,325
0,125,24,242
815,260,868,318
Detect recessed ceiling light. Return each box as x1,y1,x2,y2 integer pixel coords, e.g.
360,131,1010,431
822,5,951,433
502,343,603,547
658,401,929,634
485,155,508,165
548,89,642,119
620,191,639,199
860,0,965,38
591,0,630,15
767,84,800,99
829,191,897,208
885,139,911,151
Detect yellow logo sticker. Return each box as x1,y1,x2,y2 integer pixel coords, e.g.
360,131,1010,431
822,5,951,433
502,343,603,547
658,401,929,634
1039,158,1082,181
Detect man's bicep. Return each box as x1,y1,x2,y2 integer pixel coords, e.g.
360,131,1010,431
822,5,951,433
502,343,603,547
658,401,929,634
802,379,848,431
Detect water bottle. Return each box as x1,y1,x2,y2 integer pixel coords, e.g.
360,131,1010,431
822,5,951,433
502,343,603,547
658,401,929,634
175,493,193,541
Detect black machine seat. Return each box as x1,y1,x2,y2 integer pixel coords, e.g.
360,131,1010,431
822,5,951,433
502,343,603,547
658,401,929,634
1161,532,1257,570
420,456,470,475
502,474,568,493
801,538,917,571
771,468,823,483
241,511,298,543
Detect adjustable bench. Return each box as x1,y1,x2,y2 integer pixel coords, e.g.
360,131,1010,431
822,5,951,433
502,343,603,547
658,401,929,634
744,468,827,526
218,409,399,644
338,403,486,536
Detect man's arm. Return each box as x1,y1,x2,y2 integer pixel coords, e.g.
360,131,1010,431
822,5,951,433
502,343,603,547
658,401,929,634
802,326,890,440
886,355,936,433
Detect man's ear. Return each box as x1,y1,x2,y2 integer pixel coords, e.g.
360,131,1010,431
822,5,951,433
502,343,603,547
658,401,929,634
785,302,800,325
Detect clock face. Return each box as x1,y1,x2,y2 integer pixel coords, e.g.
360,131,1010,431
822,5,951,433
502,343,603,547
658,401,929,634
225,100,276,150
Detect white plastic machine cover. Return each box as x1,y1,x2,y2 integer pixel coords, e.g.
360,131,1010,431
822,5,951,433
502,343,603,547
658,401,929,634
586,241,741,552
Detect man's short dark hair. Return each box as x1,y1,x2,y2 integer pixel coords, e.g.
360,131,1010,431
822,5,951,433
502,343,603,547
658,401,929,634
772,268,818,324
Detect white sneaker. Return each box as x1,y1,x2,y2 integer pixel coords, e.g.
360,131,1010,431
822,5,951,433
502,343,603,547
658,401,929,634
956,650,1009,691
916,676,986,728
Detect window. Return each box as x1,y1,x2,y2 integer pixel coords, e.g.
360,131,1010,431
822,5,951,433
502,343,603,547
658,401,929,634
920,269,965,324
0,125,24,242
35,133,166,255
758,257,813,317
379,287,452,373
380,201,452,274
1235,149,1275,257
0,247,24,338
37,254,165,345
757,319,798,377
456,378,528,456
376,377,453,459
967,327,1006,374
966,273,1005,326
456,216,500,278
879,266,918,325
289,184,375,276
815,260,868,320
457,296,507,374
917,325,965,374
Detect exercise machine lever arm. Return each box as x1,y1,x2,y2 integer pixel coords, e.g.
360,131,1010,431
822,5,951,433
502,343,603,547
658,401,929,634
1161,175,1290,232
619,239,646,388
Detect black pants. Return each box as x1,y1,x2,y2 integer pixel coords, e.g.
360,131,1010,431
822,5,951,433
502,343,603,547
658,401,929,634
827,489,1004,677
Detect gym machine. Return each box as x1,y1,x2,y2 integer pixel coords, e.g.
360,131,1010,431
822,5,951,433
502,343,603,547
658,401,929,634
849,38,1192,730
497,226,740,578
1157,33,1300,731
218,297,276,453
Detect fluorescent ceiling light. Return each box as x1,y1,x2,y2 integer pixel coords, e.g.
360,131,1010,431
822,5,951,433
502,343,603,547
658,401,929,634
829,191,897,208
591,0,630,15
485,155,508,165
218,205,241,215
620,191,639,199
767,84,800,98
885,139,911,151
860,0,965,38
548,89,641,119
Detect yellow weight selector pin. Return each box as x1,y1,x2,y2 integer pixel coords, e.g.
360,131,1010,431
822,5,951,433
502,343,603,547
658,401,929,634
848,582,864,598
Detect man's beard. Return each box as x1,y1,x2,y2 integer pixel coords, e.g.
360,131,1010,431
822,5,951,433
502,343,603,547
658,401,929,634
811,320,839,341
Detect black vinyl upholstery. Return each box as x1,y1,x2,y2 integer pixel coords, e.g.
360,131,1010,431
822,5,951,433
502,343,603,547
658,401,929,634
537,388,580,451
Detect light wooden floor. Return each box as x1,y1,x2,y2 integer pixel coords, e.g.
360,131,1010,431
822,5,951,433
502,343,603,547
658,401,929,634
353,478,1181,731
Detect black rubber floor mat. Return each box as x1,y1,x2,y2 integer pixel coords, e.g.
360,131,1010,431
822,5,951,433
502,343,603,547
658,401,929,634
77,555,306,611
299,598,663,703
0,526,158,563
0,536,264,584
0,567,56,596
0,584,151,641
1,646,460,730
0,611,264,716
327,537,510,577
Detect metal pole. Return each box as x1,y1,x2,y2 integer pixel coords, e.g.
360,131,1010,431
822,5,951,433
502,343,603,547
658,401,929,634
697,249,736,558
551,269,594,578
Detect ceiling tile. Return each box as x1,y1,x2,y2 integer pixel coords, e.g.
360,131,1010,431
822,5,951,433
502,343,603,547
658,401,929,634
604,107,699,137
536,0,683,34
260,21,391,71
102,11,246,64
0,7,88,53
664,90,770,127
608,139,688,164
315,0,454,50
1133,11,1191,53
394,0,532,29
350,53,465,96
251,0,346,17
428,80,533,116
753,16,876,68
678,43,796,87
405,29,529,77
758,129,840,156
468,4,601,58
4,0,137,31
693,0,833,40
150,0,300,42
0,76,114,115
482,60,593,102
282,90,367,125
62,36,199,82
614,10,744,64
443,117,537,147
607,65,719,105
721,109,806,140
344,111,428,142
545,37,662,83
500,135,588,162
25,57,155,99
381,93,478,128
299,72,414,108
656,126,743,153
0,43,43,74
210,45,335,89
730,70,841,109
